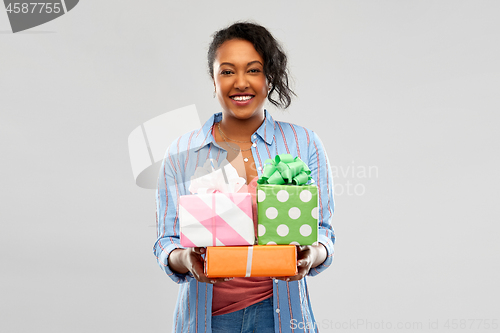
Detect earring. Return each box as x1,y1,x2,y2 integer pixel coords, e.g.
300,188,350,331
213,90,216,98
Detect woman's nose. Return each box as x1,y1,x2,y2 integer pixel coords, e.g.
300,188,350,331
234,73,249,90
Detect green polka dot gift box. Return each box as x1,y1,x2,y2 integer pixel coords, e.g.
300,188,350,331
256,184,319,246
256,154,318,246
257,185,318,245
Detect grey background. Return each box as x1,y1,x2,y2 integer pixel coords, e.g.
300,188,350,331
1,0,499,332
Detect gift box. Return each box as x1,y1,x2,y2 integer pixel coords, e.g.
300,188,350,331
179,159,255,247
257,184,318,245
205,245,297,278
256,154,318,246
179,193,255,247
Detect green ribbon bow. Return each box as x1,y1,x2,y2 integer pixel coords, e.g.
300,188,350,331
257,154,312,185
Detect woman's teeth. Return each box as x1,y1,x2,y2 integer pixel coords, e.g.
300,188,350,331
231,96,253,101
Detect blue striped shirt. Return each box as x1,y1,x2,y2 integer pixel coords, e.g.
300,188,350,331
154,110,335,333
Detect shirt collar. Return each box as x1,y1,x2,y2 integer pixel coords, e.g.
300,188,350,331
194,110,275,152
256,110,275,145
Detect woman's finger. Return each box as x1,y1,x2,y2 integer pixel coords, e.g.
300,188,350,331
286,266,309,282
192,247,206,255
190,261,213,283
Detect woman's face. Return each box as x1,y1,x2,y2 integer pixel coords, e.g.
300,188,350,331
213,39,269,122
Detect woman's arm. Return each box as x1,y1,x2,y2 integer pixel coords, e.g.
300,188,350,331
306,130,336,276
153,142,188,284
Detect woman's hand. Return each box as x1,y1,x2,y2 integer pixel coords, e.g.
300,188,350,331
273,243,327,282
168,247,229,284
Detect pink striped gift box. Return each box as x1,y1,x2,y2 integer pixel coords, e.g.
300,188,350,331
179,193,255,247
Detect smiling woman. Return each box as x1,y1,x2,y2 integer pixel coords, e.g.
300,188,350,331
213,39,269,135
154,22,336,333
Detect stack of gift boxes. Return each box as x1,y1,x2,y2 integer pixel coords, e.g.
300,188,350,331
179,154,318,278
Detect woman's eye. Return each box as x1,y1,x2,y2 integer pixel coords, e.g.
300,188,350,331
221,70,233,75
249,69,261,73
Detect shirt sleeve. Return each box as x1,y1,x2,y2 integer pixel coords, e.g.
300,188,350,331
152,141,192,284
307,130,335,276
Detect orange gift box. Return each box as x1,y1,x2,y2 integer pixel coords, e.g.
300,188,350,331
205,245,297,278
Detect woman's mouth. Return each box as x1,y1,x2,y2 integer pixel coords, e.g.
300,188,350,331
230,95,255,106
230,95,254,101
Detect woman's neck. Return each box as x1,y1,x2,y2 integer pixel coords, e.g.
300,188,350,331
218,112,265,141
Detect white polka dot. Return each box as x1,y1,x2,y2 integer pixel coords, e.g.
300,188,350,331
266,207,278,219
288,207,301,219
277,224,289,237
300,190,312,202
258,224,266,237
267,241,277,245
300,224,312,237
289,241,300,246
258,190,266,202
311,207,318,219
276,190,289,202
312,241,319,246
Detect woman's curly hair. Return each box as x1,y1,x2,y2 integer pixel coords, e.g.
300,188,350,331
208,22,296,109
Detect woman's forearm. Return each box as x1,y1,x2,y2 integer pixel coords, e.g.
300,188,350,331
168,248,189,274
311,243,328,268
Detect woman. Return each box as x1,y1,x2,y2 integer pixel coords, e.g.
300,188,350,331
154,22,335,333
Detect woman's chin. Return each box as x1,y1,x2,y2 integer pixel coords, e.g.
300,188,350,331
224,108,265,121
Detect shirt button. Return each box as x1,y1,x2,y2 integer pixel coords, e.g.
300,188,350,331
252,143,257,147
276,308,280,313
274,279,278,284
258,167,262,171
253,135,257,139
